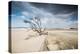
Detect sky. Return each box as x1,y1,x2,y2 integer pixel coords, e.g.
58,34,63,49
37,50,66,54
9,1,78,29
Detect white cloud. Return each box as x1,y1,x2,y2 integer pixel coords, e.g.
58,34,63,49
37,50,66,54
22,12,29,16
15,3,77,29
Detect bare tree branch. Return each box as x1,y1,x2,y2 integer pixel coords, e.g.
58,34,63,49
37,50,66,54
24,16,48,36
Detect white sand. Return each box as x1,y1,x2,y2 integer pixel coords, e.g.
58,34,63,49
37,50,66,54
11,28,78,53
11,28,47,53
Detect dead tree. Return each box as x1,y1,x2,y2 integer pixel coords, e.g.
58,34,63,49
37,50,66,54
24,16,48,36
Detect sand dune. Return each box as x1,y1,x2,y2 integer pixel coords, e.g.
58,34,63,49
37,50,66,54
46,31,78,51
10,28,78,53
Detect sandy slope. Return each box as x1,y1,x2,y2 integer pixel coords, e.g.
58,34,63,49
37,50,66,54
11,28,47,53
46,31,78,51
10,28,78,53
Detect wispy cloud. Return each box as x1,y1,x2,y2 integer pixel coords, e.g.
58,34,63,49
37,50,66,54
10,1,78,28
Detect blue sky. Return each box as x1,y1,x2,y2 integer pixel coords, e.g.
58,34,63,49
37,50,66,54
9,1,78,29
